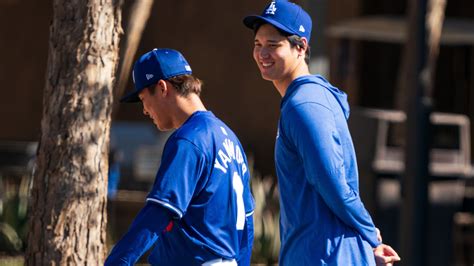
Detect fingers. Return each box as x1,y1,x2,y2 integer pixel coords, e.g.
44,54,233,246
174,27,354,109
383,245,401,260
374,244,401,265
375,256,398,266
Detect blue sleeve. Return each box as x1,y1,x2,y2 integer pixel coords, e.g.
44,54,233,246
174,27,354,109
147,138,206,219
284,103,380,248
105,202,172,265
237,215,254,266
243,168,255,214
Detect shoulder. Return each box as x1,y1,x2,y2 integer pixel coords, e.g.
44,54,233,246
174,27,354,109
281,102,334,131
282,93,333,126
283,82,331,114
171,111,234,152
173,112,212,138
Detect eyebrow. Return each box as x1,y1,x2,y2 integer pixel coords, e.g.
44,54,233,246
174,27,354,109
254,38,281,43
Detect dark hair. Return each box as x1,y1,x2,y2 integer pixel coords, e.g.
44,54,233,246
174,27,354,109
148,74,203,97
253,21,311,64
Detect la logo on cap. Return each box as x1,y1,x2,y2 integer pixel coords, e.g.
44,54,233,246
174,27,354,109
266,1,277,15
299,25,305,33
146,74,154,80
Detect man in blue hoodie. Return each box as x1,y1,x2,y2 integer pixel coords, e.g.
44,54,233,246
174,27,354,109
243,1,401,265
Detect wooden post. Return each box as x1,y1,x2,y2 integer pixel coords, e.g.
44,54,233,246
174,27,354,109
470,49,474,165
399,0,430,264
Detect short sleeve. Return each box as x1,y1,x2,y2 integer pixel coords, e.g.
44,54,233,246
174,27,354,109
146,138,206,219
243,170,255,215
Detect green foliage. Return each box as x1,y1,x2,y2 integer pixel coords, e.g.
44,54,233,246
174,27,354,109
248,156,280,265
0,175,29,253
0,256,24,266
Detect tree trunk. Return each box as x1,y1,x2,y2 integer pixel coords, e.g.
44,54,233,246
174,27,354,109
26,0,123,265
113,0,154,104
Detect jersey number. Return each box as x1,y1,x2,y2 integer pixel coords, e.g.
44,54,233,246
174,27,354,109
232,172,245,230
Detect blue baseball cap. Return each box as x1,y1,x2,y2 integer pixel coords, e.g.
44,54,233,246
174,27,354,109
243,0,312,42
120,48,192,103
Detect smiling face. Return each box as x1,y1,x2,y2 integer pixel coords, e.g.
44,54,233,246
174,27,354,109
253,24,304,87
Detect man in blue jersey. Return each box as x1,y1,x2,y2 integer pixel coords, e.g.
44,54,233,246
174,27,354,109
105,48,254,265
243,1,400,265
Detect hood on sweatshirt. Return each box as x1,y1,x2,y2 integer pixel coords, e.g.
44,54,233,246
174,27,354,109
283,75,351,120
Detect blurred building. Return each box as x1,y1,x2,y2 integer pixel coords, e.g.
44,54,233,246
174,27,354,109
1,0,474,265
0,0,293,177
1,0,472,174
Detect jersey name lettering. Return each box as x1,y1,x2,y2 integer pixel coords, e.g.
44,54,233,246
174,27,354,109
214,138,247,175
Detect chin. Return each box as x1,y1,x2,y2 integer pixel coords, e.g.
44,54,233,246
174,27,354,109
156,123,173,132
155,124,166,131
153,121,164,131
260,72,276,82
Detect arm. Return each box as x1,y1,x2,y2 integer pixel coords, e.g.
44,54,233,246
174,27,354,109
105,202,172,265
285,103,380,247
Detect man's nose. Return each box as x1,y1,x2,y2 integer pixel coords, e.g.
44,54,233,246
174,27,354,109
259,47,270,59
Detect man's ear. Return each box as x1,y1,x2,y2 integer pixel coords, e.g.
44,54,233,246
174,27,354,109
157,79,168,96
298,37,308,56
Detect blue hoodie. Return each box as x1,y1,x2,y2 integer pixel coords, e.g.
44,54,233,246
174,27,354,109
275,75,380,265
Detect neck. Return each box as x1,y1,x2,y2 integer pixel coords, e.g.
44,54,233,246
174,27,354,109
173,94,207,128
273,62,310,97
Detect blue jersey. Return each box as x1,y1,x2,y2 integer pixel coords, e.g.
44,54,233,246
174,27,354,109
275,75,380,265
146,111,254,265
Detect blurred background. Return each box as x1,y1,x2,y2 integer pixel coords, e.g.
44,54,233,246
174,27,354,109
0,0,473,265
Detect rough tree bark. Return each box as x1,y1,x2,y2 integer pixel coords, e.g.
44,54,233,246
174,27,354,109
26,0,123,265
